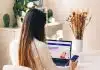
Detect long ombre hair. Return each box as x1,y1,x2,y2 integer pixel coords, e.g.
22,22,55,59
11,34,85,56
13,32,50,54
19,9,46,70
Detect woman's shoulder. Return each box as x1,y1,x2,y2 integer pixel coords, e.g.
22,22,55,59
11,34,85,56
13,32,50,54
34,38,48,48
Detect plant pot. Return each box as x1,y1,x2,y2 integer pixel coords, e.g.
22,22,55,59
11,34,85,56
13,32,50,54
17,16,23,27
72,39,83,54
3,14,10,27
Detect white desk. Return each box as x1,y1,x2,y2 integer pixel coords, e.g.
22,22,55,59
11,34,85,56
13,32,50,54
57,66,69,70
77,51,100,70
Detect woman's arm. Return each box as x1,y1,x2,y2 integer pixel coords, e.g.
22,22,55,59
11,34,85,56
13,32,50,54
70,61,77,70
37,44,57,70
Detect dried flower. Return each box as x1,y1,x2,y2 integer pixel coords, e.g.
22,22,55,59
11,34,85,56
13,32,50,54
66,9,91,40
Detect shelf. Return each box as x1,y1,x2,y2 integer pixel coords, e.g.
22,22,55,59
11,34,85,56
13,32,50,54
45,22,61,27
45,22,63,38
0,28,21,31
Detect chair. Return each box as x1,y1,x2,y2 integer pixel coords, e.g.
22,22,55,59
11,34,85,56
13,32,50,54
3,65,32,70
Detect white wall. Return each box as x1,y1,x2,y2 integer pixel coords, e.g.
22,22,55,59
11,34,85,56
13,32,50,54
0,0,14,69
0,0,99,69
0,0,14,27
44,0,99,51
0,0,98,51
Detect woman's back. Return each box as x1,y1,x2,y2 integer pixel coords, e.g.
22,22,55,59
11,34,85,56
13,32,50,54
9,39,57,70
9,8,57,70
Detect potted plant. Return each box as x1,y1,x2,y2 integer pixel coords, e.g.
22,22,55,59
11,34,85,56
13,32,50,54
3,14,10,27
66,9,92,54
13,0,39,27
47,9,55,23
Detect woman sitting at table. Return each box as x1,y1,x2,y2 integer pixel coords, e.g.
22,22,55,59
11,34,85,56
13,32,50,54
9,8,57,70
3,8,77,70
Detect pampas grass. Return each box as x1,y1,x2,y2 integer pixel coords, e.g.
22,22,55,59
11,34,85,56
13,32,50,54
66,9,91,40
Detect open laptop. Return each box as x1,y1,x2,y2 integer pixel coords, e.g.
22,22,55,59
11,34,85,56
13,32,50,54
46,40,72,66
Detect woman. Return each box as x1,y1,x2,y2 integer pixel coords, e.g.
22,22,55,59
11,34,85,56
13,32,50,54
9,8,57,70
6,8,77,70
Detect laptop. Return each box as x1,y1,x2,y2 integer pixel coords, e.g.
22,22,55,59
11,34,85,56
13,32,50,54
47,40,72,66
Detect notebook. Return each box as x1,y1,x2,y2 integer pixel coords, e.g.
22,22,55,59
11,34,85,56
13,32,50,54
47,40,72,66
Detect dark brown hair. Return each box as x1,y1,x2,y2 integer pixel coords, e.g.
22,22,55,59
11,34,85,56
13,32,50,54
19,8,46,70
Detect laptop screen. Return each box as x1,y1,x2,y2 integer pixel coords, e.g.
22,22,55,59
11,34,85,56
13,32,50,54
47,40,72,59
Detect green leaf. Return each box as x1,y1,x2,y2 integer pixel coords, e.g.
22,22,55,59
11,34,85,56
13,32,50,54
20,0,24,5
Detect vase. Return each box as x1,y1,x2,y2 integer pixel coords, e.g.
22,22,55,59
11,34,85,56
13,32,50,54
72,39,83,55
